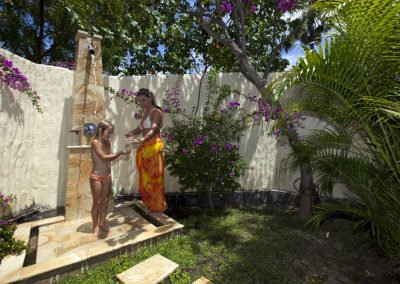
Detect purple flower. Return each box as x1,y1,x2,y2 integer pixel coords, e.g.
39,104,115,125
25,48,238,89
161,131,169,139
3,59,13,68
273,107,281,113
273,128,281,138
250,5,257,13
182,148,189,155
264,103,270,121
209,144,220,153
224,143,234,151
229,101,240,108
194,134,207,145
1,54,42,112
221,1,233,13
278,0,296,13
162,85,181,113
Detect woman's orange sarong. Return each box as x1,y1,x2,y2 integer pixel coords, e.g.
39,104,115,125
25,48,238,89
136,136,168,212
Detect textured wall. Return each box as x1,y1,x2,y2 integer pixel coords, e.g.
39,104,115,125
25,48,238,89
0,49,346,214
0,49,73,213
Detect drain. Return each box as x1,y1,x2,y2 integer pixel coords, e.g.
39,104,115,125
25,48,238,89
132,205,163,227
23,226,39,266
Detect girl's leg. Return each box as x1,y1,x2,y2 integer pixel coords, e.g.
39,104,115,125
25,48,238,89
90,179,103,236
98,179,112,232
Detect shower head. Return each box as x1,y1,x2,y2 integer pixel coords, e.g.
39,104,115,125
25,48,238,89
88,43,95,55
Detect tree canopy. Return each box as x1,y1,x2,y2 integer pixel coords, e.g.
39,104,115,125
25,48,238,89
0,0,311,75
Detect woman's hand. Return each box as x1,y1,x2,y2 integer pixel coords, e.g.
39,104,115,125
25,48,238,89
121,149,131,155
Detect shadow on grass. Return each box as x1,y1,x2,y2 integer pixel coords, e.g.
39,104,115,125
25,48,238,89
172,206,394,284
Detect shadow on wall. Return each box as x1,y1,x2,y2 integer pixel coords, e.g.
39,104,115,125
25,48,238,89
56,96,74,213
0,83,25,125
103,75,137,195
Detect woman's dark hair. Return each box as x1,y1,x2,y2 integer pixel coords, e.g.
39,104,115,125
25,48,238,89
137,88,162,110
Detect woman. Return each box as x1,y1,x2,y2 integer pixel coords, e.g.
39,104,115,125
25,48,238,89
125,88,168,213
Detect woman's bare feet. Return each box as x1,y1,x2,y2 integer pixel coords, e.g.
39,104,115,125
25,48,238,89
99,224,111,232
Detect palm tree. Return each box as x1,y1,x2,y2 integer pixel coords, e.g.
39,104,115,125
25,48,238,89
272,0,400,263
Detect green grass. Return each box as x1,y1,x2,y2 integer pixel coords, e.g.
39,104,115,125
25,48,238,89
60,207,389,284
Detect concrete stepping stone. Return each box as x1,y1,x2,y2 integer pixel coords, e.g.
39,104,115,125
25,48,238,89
116,253,179,284
193,276,213,284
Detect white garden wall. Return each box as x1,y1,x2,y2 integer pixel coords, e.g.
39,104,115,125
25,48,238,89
0,49,346,214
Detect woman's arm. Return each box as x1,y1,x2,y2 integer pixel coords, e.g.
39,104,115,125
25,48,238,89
126,126,141,137
91,139,130,162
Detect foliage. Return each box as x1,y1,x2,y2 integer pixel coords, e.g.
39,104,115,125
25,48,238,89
0,53,42,112
0,0,77,64
268,105,304,142
0,193,27,263
0,1,310,75
163,0,318,98
162,72,256,199
273,0,400,264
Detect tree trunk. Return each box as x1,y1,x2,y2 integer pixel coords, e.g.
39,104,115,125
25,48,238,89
298,162,314,220
37,0,45,64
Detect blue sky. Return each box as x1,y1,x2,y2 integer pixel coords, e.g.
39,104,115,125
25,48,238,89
281,43,305,68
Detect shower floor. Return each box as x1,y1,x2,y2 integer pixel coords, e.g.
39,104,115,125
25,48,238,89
0,201,183,283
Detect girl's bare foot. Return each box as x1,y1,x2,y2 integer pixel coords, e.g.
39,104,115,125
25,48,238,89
93,226,100,237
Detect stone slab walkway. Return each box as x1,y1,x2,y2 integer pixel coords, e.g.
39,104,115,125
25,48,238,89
0,201,183,283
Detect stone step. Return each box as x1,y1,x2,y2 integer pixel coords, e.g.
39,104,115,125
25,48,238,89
193,276,213,284
116,254,179,284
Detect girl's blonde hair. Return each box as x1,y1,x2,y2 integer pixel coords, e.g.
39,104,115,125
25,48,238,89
95,120,114,138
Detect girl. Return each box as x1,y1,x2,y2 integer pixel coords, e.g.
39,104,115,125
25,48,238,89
90,120,130,237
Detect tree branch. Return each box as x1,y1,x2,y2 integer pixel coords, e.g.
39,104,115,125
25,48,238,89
263,13,306,81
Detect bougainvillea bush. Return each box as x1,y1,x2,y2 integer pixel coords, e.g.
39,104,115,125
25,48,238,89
0,54,42,113
161,70,302,209
0,193,27,263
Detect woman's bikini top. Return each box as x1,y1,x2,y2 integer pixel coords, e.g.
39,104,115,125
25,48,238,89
141,108,156,129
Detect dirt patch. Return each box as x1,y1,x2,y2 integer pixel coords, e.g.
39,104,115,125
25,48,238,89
292,218,399,283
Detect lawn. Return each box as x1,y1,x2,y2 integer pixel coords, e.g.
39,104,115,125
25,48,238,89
61,207,395,284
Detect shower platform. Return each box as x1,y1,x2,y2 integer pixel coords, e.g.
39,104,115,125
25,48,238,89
0,200,183,283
